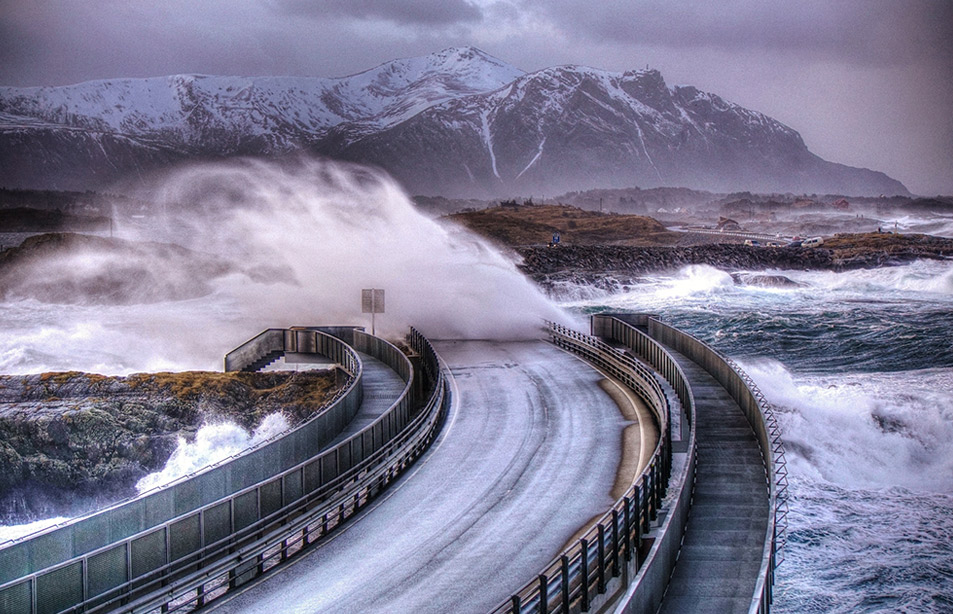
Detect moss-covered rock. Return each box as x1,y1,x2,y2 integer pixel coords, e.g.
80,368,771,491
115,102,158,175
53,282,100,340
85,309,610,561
0,370,339,522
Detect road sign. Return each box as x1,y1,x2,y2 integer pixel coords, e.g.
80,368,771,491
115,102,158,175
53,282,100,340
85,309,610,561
362,289,384,313
361,289,385,335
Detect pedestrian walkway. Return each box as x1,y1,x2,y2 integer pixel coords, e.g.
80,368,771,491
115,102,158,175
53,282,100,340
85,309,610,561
656,347,770,614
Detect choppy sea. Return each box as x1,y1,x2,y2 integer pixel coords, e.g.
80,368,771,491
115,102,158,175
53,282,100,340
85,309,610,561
559,260,953,613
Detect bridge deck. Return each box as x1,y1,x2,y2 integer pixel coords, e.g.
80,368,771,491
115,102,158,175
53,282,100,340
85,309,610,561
207,339,635,614
655,346,770,614
265,350,406,448
324,351,407,448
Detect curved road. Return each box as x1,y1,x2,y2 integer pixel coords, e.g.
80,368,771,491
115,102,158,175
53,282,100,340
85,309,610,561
209,339,640,614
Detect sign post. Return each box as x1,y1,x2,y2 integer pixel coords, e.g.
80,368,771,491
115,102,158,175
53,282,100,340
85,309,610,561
361,288,385,336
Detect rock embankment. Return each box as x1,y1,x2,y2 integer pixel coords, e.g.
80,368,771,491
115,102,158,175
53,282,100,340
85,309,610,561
0,370,339,522
517,233,953,288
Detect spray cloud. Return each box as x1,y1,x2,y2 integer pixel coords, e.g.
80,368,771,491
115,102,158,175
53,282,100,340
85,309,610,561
142,156,566,339
0,157,568,373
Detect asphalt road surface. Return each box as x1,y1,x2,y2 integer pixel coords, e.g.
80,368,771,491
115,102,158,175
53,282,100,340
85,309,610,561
209,338,635,614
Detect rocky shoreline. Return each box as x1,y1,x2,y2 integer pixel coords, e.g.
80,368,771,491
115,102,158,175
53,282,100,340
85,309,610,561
516,233,953,290
0,370,339,522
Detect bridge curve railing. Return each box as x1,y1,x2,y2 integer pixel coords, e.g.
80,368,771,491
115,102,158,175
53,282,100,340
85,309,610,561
490,319,697,614
104,327,447,614
643,316,787,614
0,327,446,614
0,328,364,609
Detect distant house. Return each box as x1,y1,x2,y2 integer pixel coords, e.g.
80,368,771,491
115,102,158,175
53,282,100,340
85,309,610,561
832,198,850,210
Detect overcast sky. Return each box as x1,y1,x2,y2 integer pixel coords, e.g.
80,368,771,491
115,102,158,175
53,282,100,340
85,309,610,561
2,0,951,194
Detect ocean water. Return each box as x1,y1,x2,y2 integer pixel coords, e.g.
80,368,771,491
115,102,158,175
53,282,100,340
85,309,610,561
560,259,953,613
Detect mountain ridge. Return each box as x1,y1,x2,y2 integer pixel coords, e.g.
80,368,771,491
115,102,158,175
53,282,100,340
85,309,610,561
0,47,909,197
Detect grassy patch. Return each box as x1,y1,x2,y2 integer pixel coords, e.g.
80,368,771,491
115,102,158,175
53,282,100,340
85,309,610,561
446,203,681,247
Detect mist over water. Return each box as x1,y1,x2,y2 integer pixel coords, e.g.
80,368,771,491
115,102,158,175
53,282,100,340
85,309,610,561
141,157,566,338
0,157,566,374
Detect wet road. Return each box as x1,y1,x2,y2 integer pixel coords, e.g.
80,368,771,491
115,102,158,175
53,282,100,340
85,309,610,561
209,339,636,614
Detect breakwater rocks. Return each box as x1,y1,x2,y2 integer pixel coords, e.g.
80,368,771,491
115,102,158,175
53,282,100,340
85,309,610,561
0,370,339,522
517,233,953,289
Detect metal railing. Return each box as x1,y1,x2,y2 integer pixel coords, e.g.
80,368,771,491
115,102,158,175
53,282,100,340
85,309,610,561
489,320,696,614
0,329,363,600
643,317,787,614
0,327,448,614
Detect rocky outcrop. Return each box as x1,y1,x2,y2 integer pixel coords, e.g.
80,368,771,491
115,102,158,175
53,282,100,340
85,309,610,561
518,233,953,289
0,370,339,522
730,273,805,288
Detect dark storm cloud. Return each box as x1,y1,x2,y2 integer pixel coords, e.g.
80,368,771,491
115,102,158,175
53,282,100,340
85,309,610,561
529,0,953,68
276,0,482,26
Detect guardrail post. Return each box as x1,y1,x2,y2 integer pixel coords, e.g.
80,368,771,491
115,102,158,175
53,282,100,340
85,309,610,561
623,497,632,563
653,460,662,515
611,509,620,577
641,482,650,533
538,574,548,614
633,493,642,558
597,525,606,594
580,538,590,611
560,555,570,614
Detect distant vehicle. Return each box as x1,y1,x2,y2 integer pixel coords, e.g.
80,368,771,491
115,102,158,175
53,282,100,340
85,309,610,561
786,240,803,248
802,236,825,248
743,239,761,247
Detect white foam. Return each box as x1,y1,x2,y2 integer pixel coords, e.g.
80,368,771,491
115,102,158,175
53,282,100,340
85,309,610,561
739,358,953,492
135,413,291,493
557,260,953,314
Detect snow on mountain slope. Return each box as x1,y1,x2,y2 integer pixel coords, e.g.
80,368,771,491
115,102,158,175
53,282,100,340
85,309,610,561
325,64,904,197
0,47,521,147
0,47,908,196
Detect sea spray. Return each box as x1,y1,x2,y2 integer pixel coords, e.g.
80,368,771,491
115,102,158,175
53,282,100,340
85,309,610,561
138,157,567,340
0,157,569,374
135,413,291,493
738,359,953,491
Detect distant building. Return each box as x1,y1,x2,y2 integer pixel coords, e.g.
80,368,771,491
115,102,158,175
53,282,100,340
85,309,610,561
716,216,742,231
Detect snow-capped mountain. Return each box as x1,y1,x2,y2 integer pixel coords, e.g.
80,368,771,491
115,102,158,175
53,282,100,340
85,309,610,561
0,47,908,196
